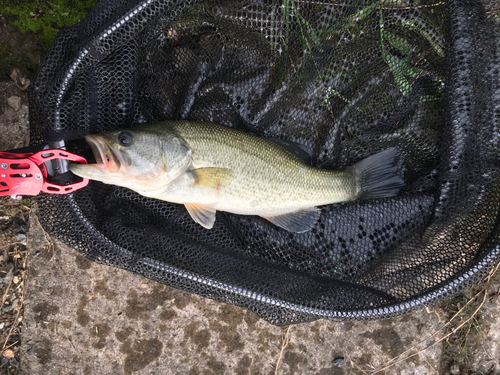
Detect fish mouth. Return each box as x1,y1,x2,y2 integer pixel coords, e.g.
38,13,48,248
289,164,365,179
85,134,122,173
69,135,128,181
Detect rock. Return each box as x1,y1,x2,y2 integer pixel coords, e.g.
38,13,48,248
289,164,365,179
332,357,344,367
3,303,14,313
14,221,28,235
26,344,37,355
20,229,441,375
9,69,30,91
15,233,26,244
7,96,21,111
340,322,352,332
10,357,19,368
20,204,447,374
10,298,19,311
0,263,13,287
450,363,460,374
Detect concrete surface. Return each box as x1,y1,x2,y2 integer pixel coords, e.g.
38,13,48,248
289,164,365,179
21,205,446,375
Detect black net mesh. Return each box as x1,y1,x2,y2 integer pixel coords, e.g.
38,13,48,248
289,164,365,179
28,0,500,325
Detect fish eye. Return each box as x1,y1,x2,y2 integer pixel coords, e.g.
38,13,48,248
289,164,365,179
118,131,134,147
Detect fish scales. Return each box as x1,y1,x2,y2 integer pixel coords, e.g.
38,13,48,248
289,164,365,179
167,121,355,216
69,121,404,232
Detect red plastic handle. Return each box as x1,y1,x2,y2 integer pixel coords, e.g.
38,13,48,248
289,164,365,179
0,149,89,197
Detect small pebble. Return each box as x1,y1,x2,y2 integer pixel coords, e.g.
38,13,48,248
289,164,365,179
340,322,352,332
14,222,28,235
0,323,4,329
15,233,26,243
450,363,460,375
7,96,21,111
10,357,19,368
3,298,18,313
9,68,30,90
26,344,37,355
332,357,344,367
0,264,14,287
10,298,19,310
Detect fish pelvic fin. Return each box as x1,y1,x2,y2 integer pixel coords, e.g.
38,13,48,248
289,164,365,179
353,148,405,200
262,207,320,233
185,203,216,229
192,167,232,190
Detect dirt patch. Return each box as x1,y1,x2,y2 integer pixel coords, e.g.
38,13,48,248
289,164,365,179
120,338,163,375
0,16,41,79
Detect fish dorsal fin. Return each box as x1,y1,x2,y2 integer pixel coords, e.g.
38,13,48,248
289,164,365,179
192,167,232,190
184,203,217,229
262,207,320,233
269,138,312,165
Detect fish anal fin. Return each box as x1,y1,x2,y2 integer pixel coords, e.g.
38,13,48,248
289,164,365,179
262,207,320,233
192,167,232,190
185,203,216,229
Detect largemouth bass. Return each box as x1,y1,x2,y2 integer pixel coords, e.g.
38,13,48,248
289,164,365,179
70,121,404,232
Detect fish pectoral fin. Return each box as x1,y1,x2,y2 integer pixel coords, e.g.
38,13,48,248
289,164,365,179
184,203,216,229
262,207,320,233
192,167,232,190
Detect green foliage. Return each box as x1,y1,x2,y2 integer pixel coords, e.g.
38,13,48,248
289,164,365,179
0,0,96,46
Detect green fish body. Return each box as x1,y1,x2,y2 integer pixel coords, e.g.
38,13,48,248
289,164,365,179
70,121,404,232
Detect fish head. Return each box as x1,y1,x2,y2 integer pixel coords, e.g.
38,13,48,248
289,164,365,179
70,128,191,189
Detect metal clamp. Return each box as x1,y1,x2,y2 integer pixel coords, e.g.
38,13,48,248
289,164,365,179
0,149,89,197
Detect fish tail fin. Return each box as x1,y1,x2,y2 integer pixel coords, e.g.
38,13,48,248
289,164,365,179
353,148,405,200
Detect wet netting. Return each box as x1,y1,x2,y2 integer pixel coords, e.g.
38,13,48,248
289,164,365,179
28,0,500,324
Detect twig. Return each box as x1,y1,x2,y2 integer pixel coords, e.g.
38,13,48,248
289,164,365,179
423,356,438,375
2,255,28,351
370,290,488,374
485,262,500,284
274,326,291,375
2,340,19,351
1,279,13,307
2,301,23,351
64,335,77,352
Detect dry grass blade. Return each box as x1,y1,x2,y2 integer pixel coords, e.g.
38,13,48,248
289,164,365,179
1,262,28,351
274,326,291,375
1,292,24,351
1,279,13,307
376,263,500,373
370,289,488,374
383,290,484,367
